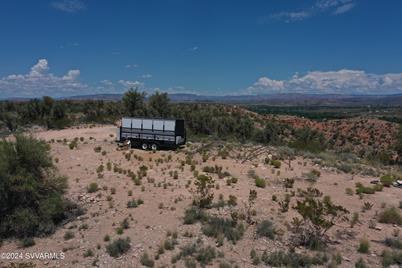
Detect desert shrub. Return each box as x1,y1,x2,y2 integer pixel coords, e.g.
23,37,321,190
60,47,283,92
87,182,99,193
64,231,74,240
250,248,261,265
0,135,79,240
245,190,258,224
283,178,295,188
345,188,354,195
256,220,276,239
196,245,217,265
374,184,384,191
362,202,373,212
355,258,367,268
378,207,402,225
350,212,360,228
106,237,131,258
202,216,244,244
83,249,94,257
183,206,208,224
172,242,218,266
94,146,102,153
228,195,237,206
355,183,376,195
202,217,244,243
337,163,353,173
172,243,197,263
140,252,154,267
261,250,329,267
193,174,215,208
255,177,266,188
384,237,402,249
382,250,402,267
278,194,291,213
20,237,35,248
291,188,349,250
304,170,321,182
380,174,395,187
357,238,370,253
164,237,178,251
68,140,77,150
271,160,281,169
127,198,143,208
290,127,327,153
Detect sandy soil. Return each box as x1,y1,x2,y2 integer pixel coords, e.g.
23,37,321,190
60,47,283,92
0,125,401,268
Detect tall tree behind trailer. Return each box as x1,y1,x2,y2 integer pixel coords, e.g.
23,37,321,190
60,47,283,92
123,88,146,117
148,91,171,117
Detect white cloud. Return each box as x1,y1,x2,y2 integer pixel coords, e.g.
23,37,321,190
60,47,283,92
0,59,87,98
0,59,161,98
29,59,49,77
267,0,355,23
51,0,86,13
269,11,312,23
251,77,284,92
125,64,139,68
333,2,355,15
141,74,152,79
248,69,402,95
117,80,144,89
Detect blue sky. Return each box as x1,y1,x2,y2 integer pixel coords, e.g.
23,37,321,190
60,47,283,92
1,0,402,98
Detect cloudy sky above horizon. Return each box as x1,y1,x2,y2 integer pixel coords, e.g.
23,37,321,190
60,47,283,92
1,0,402,98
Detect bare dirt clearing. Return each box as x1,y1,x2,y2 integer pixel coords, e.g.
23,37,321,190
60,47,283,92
1,125,401,268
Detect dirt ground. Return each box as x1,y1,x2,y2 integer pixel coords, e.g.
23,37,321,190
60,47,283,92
1,125,401,268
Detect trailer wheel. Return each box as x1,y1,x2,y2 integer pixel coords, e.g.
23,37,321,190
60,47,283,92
151,143,158,151
141,143,148,150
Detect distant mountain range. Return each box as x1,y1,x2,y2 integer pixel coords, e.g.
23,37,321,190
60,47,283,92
4,93,402,106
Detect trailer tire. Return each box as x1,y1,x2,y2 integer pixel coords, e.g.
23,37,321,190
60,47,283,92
141,143,148,150
151,143,158,151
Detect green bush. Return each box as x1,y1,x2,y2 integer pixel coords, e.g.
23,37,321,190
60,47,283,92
380,174,395,187
87,182,99,193
255,177,266,188
196,246,217,265
291,188,349,249
289,127,327,153
127,199,143,208
20,237,35,248
202,216,244,244
194,174,215,208
261,250,329,267
140,252,154,267
64,231,74,240
183,206,208,224
355,258,367,268
355,183,376,195
381,250,402,267
256,220,276,239
378,207,402,225
106,237,131,258
172,242,218,266
271,160,281,169
0,135,80,240
357,239,370,253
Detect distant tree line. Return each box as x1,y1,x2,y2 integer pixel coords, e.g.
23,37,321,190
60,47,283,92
6,88,397,158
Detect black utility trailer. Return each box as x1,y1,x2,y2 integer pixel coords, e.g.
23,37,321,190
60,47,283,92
116,117,186,150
